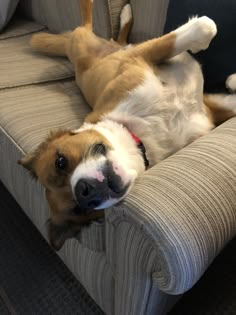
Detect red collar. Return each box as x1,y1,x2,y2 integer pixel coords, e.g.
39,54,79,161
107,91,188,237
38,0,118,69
128,131,149,169
129,131,142,145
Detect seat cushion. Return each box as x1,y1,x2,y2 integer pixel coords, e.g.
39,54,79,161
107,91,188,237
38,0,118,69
0,19,74,89
129,0,169,43
0,80,90,152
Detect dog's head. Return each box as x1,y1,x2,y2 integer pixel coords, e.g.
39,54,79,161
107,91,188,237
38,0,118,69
19,121,145,249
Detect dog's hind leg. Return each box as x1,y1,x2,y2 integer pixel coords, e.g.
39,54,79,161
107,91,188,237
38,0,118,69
127,16,217,64
80,0,93,30
204,74,236,125
30,31,71,56
117,4,133,45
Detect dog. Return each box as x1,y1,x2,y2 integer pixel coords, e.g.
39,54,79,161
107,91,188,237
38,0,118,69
18,0,236,250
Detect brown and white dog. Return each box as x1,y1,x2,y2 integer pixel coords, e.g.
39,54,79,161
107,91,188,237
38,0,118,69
19,0,236,249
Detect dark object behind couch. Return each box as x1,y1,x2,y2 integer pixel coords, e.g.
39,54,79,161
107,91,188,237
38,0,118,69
164,0,236,93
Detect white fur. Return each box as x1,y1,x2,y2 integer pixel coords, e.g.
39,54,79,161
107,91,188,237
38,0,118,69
206,94,236,113
70,120,145,209
226,74,236,92
70,17,222,210
120,4,132,29
174,16,217,55
105,59,213,165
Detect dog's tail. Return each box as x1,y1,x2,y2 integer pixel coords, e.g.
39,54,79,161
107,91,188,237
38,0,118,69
30,32,70,56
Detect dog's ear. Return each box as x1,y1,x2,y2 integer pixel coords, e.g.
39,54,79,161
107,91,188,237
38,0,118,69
47,219,81,251
18,153,38,179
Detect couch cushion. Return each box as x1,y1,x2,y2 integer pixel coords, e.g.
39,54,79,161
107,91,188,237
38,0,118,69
0,19,74,89
0,16,45,39
0,80,90,152
0,0,19,31
107,0,128,39
19,0,112,39
129,0,169,43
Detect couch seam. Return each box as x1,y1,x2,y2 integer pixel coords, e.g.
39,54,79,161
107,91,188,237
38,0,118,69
0,27,47,41
0,77,75,92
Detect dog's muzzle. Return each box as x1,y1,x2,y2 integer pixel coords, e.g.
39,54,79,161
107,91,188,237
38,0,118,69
74,162,128,212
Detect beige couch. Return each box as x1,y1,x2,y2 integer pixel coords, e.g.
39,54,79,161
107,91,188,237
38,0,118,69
1,1,236,314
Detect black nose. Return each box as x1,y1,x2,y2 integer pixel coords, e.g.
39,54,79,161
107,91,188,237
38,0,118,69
74,178,103,210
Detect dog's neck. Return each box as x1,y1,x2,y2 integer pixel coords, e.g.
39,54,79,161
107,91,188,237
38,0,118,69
127,130,149,169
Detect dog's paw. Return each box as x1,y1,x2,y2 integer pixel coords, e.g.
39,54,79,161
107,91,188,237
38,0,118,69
189,16,217,53
226,74,236,93
120,4,132,29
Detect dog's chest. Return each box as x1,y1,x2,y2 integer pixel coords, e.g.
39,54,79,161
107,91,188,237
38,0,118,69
112,53,213,162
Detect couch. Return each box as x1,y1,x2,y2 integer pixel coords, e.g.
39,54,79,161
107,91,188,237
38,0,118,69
1,1,236,314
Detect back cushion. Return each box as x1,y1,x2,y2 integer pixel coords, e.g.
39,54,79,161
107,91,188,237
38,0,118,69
18,0,112,39
0,0,19,31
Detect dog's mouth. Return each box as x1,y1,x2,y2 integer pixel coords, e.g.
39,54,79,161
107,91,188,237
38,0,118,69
72,162,130,213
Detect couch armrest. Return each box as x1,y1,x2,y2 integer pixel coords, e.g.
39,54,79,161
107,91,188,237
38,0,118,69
107,118,236,297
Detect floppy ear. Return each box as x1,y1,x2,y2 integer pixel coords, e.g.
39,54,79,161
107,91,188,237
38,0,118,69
18,153,37,178
47,219,81,251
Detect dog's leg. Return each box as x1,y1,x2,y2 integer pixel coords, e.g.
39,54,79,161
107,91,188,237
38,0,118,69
226,74,236,93
80,0,93,29
30,32,71,56
117,4,133,45
128,16,217,64
204,74,236,125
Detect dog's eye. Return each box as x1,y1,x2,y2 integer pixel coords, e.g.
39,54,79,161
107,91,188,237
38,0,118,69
92,143,107,156
55,153,68,171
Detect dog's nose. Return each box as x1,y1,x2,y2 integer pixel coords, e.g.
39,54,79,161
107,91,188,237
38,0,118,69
74,178,103,210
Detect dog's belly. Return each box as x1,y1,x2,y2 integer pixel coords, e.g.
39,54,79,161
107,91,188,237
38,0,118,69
109,52,213,164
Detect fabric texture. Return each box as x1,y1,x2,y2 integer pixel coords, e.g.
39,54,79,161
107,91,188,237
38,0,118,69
164,0,236,93
107,0,128,39
19,0,112,39
0,0,19,31
0,17,45,39
129,0,169,43
0,31,74,89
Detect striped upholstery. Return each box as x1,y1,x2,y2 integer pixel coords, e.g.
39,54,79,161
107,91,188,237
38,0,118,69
129,0,169,42
1,6,236,315
0,0,19,30
0,17,45,39
0,81,89,152
0,33,74,89
19,0,112,39
107,0,128,39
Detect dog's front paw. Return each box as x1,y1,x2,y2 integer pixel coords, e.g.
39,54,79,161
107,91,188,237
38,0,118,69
226,74,236,93
189,16,217,53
